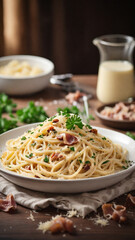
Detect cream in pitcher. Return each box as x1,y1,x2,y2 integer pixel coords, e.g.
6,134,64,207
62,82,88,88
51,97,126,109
93,35,135,103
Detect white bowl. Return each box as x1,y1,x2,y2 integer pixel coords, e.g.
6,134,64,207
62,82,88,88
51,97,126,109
0,55,54,95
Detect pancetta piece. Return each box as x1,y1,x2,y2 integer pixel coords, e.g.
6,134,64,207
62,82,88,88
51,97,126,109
47,126,55,133
125,193,135,208
90,129,98,135
102,203,127,223
49,216,74,234
57,133,78,145
51,152,65,161
65,90,86,104
0,194,17,212
52,119,59,123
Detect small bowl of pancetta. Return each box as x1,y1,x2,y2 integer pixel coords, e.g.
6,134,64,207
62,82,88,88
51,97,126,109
95,101,135,130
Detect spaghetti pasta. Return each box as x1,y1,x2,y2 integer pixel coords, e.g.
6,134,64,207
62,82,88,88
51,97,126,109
0,114,129,179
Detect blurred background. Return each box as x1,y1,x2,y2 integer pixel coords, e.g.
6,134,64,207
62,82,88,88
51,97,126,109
0,0,135,74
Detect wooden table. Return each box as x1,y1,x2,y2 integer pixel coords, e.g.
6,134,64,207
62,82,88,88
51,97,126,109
0,75,135,240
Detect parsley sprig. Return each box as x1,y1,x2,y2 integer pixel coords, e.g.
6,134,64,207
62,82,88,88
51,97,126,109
57,106,79,116
66,115,84,130
16,101,48,123
0,93,17,114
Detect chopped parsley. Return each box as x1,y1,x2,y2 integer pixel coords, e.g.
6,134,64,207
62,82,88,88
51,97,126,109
90,138,94,141
77,159,83,163
102,137,106,140
31,142,36,146
38,134,44,138
21,136,26,140
48,116,56,121
102,160,109,164
86,124,92,129
122,166,128,169
25,153,33,158
85,160,90,164
69,147,75,151
79,133,83,136
91,153,96,158
44,155,49,163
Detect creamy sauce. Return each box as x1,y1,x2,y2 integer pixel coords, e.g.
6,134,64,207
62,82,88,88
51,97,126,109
97,61,135,103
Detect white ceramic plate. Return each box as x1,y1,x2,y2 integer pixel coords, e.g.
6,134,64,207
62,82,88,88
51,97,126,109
0,124,135,193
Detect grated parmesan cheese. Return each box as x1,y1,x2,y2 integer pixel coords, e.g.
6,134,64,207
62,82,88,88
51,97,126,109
91,215,109,227
66,209,79,218
37,215,61,233
27,211,35,222
38,220,52,233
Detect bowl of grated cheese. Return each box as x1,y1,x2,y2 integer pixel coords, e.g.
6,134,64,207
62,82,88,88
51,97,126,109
0,55,54,95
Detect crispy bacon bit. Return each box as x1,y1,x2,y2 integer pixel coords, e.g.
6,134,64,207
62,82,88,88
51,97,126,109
47,126,55,133
65,90,86,104
125,193,135,208
57,133,78,146
25,165,31,170
49,216,74,234
90,129,98,135
0,194,17,213
52,119,59,123
35,175,40,178
83,164,90,171
51,152,65,161
102,203,127,223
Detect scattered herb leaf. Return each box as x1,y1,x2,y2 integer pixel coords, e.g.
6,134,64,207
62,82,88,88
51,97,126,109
44,155,49,163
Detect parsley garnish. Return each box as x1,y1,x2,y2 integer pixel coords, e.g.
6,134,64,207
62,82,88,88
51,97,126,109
122,166,128,169
48,116,56,121
102,137,106,140
85,160,90,164
26,153,33,158
90,138,94,141
77,159,82,163
66,115,84,130
57,106,79,116
79,133,83,136
44,155,49,163
70,147,75,151
38,134,44,138
86,124,92,129
102,160,109,164
31,142,36,146
91,153,96,158
21,136,26,140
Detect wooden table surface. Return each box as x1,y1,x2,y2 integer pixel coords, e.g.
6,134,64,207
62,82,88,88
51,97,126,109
0,75,135,240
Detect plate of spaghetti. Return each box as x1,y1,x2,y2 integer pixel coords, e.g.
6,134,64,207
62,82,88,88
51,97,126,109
0,113,135,193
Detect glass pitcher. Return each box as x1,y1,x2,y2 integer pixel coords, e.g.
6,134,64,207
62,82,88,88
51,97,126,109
93,34,135,103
